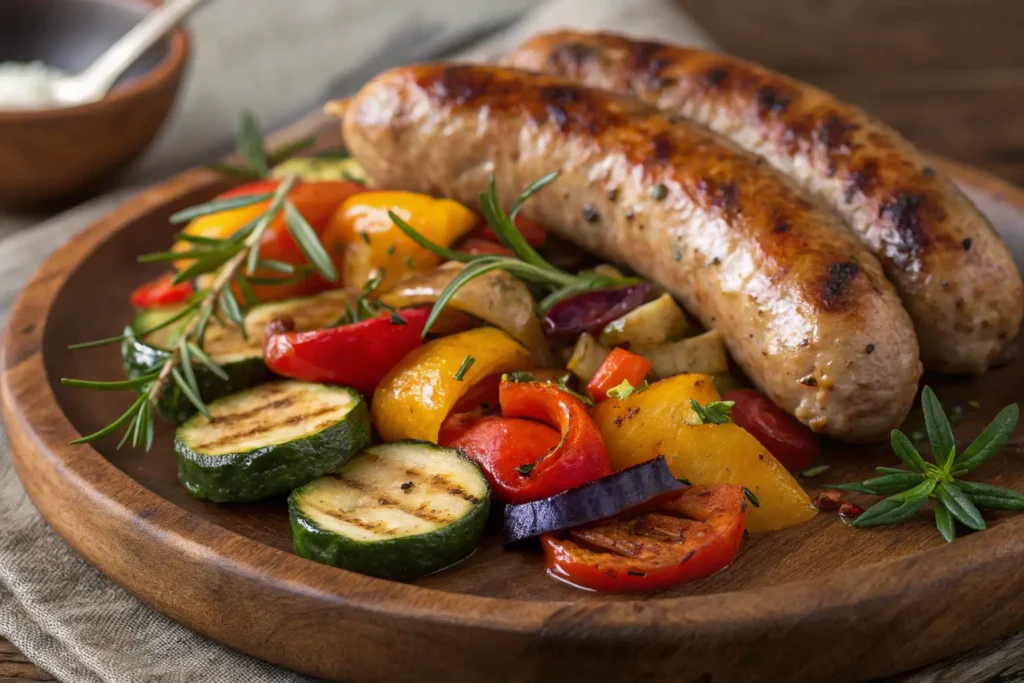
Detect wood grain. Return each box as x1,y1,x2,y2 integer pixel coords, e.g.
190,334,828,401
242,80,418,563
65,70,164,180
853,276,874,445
0,638,54,682
2,115,1023,682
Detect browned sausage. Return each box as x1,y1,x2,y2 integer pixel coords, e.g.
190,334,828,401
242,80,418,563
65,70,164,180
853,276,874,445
506,30,1023,375
335,64,920,442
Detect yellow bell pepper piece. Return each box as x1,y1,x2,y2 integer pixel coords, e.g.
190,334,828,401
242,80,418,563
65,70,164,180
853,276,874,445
323,191,478,292
372,327,533,443
172,202,268,269
590,373,817,532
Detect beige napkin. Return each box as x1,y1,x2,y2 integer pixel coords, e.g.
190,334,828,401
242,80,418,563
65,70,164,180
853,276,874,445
0,1,713,681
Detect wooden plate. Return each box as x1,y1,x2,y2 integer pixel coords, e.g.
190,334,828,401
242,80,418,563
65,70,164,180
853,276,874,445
4,115,1024,683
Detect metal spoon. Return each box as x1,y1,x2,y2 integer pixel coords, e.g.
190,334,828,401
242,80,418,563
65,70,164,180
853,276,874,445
52,0,208,106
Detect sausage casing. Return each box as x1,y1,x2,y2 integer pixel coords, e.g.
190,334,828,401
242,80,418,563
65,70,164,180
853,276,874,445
507,30,1023,374
336,64,921,441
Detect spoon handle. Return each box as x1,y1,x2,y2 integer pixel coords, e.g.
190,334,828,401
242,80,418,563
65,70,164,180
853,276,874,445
79,0,208,98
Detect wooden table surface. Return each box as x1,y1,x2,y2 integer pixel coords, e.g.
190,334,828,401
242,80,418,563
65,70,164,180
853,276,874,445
3,0,1021,681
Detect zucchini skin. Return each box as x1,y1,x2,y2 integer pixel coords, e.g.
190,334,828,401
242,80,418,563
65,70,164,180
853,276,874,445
121,326,269,424
175,388,371,503
289,444,491,581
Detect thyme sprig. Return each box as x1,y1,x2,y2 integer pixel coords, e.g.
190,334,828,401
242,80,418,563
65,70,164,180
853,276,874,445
834,386,1020,542
61,115,338,449
388,172,643,336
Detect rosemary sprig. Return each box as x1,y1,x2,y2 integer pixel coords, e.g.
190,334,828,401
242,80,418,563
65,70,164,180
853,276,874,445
388,173,643,336
834,386,1020,542
62,114,341,449
204,111,315,180
331,274,406,328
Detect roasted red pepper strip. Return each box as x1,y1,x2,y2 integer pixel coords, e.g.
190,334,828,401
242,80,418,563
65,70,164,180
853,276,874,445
542,484,747,592
263,307,429,394
587,348,652,402
441,415,564,503
473,380,613,503
724,388,821,471
130,273,195,309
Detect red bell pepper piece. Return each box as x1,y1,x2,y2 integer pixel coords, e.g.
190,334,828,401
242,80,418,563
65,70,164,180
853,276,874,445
587,348,652,402
130,273,195,309
441,415,565,503
263,306,429,394
723,388,821,471
468,214,547,248
456,379,611,503
542,484,747,591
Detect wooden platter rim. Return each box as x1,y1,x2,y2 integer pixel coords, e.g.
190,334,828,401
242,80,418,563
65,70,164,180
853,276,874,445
3,150,1024,681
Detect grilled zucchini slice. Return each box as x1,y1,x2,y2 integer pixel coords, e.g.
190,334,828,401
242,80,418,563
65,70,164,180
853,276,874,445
289,441,490,580
175,380,370,502
123,288,354,422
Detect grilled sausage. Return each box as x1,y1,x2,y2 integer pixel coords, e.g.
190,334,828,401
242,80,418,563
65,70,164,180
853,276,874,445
506,31,1023,375
335,64,920,442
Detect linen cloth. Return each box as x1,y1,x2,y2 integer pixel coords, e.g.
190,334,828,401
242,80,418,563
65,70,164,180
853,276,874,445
0,1,711,680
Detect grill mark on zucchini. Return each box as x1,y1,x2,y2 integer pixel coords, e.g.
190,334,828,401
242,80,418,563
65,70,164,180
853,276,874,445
210,397,296,425
403,467,480,504
331,469,469,525
305,503,400,536
192,405,340,451
288,441,491,579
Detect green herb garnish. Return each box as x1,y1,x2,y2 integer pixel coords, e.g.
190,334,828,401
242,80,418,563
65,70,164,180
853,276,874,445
833,386,1020,542
203,111,314,180
61,114,338,450
454,355,475,381
332,273,405,327
686,399,735,425
606,378,648,400
743,488,760,507
801,464,831,478
388,172,643,336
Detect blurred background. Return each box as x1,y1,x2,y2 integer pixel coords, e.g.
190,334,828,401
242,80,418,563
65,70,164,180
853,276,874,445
131,0,1024,186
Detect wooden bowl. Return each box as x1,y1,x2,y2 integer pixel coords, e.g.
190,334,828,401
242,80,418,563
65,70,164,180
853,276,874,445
0,0,190,208
3,116,1024,682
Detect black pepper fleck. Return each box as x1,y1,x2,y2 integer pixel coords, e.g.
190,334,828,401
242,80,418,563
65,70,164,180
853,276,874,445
582,205,599,223
962,237,972,251
650,184,668,201
711,257,721,265
865,343,875,355
774,222,791,233
400,481,414,491
922,166,936,177
799,375,818,387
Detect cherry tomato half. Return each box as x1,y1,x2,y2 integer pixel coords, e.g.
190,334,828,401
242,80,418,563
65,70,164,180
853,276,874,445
723,388,820,471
